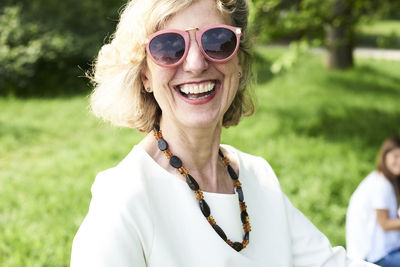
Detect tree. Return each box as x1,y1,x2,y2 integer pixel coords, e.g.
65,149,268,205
0,0,125,96
251,0,400,69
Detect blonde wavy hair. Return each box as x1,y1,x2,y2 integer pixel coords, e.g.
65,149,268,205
90,0,254,132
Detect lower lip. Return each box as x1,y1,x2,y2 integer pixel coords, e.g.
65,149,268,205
175,82,220,105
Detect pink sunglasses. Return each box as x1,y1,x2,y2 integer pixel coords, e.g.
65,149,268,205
145,24,242,68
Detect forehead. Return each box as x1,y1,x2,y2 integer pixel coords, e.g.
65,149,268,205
162,0,231,30
386,148,400,158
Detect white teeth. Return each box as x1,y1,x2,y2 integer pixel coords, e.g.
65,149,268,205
179,81,215,94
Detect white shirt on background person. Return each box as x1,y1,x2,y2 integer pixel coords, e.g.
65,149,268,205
346,171,400,262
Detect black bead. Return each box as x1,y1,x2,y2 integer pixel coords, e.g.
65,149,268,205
236,187,244,202
153,124,160,132
227,165,238,180
232,242,243,252
186,174,199,191
157,138,168,151
212,224,227,241
241,211,248,224
218,149,224,158
244,232,249,241
169,156,182,169
199,199,210,217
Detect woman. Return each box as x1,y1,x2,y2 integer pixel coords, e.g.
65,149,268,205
347,137,400,266
71,0,375,266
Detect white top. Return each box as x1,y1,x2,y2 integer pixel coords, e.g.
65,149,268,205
71,145,375,267
346,171,400,262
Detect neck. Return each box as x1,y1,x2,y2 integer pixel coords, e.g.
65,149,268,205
141,117,233,193
161,117,221,166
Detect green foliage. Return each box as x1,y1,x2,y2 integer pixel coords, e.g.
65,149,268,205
0,0,124,96
250,0,400,44
0,6,73,95
1,49,400,265
356,20,400,49
269,41,309,74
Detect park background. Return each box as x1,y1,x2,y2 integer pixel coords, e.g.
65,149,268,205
1,0,400,265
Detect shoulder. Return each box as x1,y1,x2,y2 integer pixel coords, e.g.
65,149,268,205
365,171,393,193
72,146,154,265
90,146,152,208
350,171,395,210
354,171,392,193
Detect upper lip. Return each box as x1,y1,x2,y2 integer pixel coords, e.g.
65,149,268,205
173,79,219,88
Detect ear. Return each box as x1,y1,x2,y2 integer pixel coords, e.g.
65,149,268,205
237,51,243,73
140,66,151,90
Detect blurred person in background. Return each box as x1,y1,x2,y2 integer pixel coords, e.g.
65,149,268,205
347,136,400,267
70,0,377,266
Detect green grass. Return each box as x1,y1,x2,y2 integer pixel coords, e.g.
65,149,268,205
357,20,400,36
0,98,143,266
1,48,400,265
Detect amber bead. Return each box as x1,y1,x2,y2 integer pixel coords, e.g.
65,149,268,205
195,190,203,200
186,174,199,191
179,167,188,176
236,187,244,202
243,223,251,232
169,156,182,169
157,138,168,151
213,224,227,241
227,165,238,180
199,199,210,217
241,211,248,224
207,216,216,225
234,180,242,188
221,157,230,167
232,242,243,252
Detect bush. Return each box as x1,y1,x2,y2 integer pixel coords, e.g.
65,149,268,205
0,0,123,97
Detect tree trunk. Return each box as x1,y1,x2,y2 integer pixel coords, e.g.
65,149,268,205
325,0,354,69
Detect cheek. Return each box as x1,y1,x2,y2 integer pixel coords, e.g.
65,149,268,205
151,69,176,88
218,64,240,111
145,58,176,87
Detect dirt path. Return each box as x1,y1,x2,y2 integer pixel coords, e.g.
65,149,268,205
310,47,400,61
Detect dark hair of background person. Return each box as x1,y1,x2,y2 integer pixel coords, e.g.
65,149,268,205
376,136,400,203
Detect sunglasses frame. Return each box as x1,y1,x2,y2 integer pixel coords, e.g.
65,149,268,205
145,24,242,68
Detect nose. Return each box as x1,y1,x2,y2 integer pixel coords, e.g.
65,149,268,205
182,34,208,74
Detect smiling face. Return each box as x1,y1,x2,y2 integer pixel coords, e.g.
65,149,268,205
141,0,242,131
385,148,400,176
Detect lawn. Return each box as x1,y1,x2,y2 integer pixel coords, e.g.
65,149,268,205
1,47,400,266
357,20,400,36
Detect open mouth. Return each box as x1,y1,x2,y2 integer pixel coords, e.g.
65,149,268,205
175,80,218,100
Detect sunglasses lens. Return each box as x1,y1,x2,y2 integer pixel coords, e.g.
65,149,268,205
149,33,185,65
201,28,237,60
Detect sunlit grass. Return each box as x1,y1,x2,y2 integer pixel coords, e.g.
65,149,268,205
357,20,400,36
356,19,400,48
1,48,400,265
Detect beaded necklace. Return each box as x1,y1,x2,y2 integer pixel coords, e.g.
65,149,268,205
153,125,251,251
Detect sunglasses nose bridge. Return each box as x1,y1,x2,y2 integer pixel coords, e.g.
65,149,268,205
185,27,199,32
184,27,200,49
181,29,209,73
